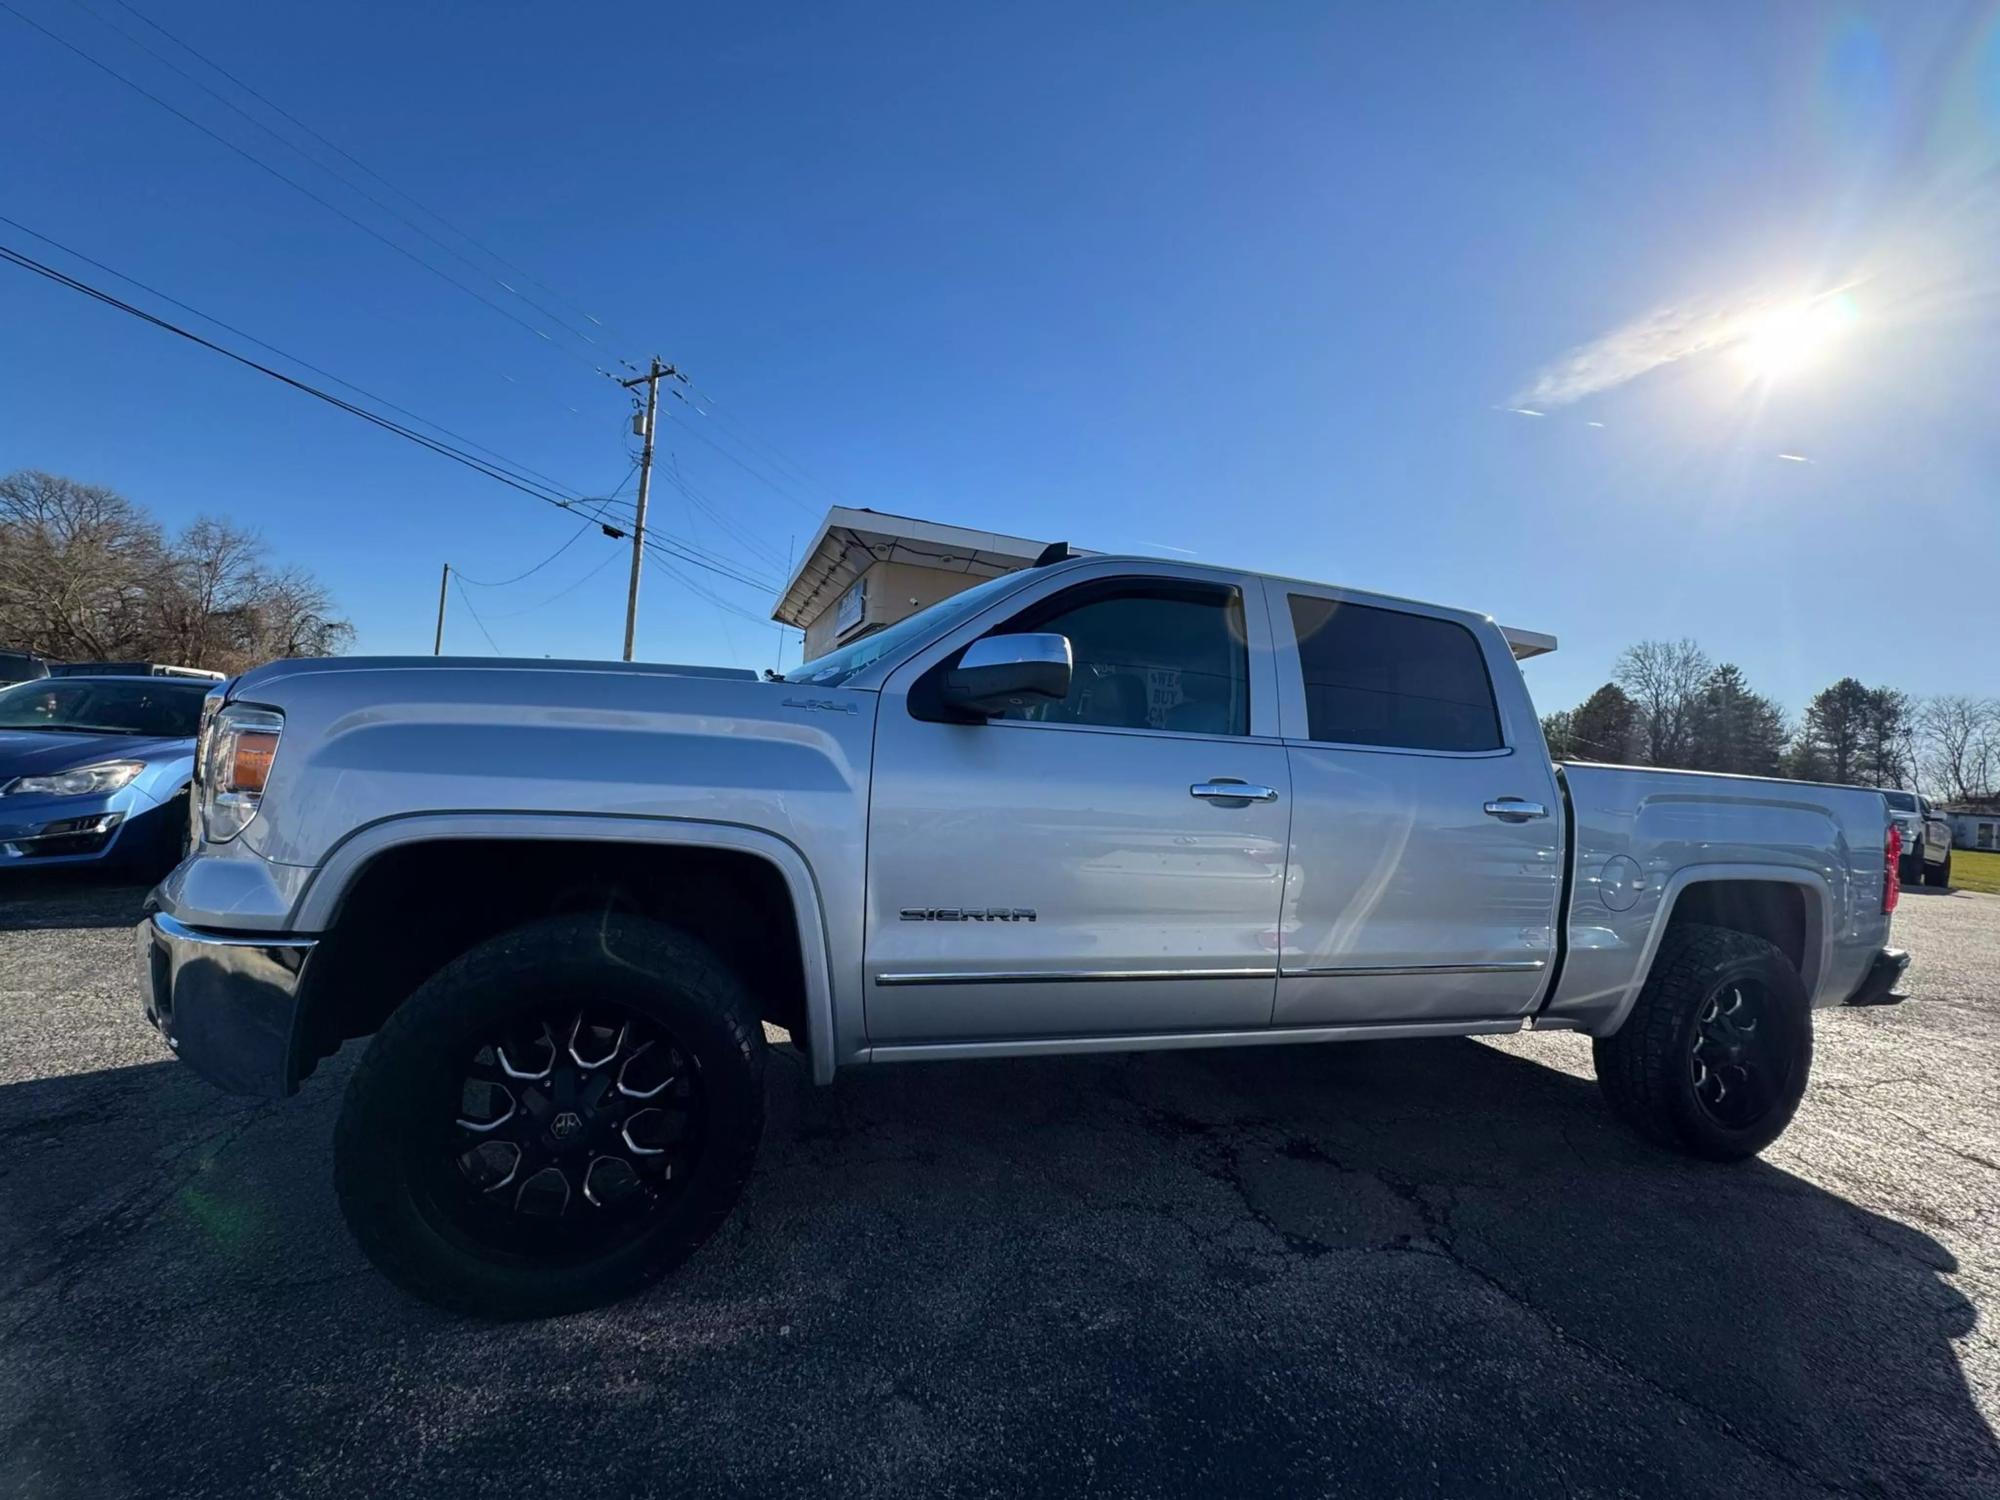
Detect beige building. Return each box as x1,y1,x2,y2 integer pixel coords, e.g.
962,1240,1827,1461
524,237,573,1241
773,508,1053,664
772,505,1558,666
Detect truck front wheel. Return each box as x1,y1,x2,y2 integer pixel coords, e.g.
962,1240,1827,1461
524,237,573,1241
333,913,766,1318
1592,924,1812,1161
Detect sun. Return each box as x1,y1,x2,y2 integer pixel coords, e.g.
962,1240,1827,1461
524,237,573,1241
1731,291,1859,379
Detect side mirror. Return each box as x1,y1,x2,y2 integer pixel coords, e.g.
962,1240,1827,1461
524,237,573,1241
941,633,1072,717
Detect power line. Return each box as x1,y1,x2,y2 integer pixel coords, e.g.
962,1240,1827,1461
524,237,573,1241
0,212,583,499
105,0,619,348
65,0,858,530
680,380,853,512
450,573,504,654
455,462,638,587
64,0,858,531
451,515,595,589
62,0,611,357
487,544,626,620
663,391,822,517
0,236,784,591
659,455,789,568
1,241,581,510
0,0,615,382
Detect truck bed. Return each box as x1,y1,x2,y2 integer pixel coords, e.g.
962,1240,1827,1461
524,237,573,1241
1543,762,1890,1032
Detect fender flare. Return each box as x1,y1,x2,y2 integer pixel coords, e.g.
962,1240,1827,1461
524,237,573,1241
292,811,840,1084
1592,862,1832,1037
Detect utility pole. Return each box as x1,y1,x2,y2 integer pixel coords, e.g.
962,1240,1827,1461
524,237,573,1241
618,358,682,661
433,563,449,655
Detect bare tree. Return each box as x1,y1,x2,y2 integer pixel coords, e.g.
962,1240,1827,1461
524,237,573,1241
0,470,351,674
1615,638,1712,767
1916,695,2000,803
151,517,268,668
0,470,163,659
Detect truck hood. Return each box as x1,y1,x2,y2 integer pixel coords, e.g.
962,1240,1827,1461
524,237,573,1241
223,655,878,869
230,654,762,699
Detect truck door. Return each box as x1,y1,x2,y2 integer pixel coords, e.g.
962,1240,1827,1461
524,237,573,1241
864,565,1291,1044
1270,586,1562,1025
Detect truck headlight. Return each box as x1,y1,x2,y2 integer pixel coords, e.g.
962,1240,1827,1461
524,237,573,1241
198,704,283,842
2,760,146,797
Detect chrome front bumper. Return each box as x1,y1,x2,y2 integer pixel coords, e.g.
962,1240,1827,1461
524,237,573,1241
138,911,317,1097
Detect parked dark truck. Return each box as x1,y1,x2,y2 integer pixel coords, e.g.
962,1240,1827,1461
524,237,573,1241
138,554,1910,1316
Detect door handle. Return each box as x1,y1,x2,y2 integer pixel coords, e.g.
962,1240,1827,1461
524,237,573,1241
1483,798,1548,822
1191,780,1279,804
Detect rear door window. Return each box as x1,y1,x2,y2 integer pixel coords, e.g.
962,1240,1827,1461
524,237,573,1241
1287,595,1501,751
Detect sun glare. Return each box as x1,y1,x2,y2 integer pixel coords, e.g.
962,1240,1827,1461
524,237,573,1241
1731,291,1859,379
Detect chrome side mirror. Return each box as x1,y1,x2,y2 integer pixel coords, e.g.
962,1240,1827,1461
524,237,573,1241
941,633,1072,717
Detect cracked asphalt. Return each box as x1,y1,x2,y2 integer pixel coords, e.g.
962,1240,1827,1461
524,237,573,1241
1,876,1995,1498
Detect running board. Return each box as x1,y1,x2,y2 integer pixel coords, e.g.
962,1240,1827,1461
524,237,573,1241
861,1015,1528,1065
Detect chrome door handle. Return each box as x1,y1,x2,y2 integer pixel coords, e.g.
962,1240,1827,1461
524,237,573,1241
1191,780,1279,803
1483,798,1548,822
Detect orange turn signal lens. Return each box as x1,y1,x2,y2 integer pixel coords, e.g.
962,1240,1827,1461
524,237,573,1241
229,730,280,794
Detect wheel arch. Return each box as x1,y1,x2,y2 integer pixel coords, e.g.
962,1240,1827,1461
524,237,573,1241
1592,864,1831,1037
289,814,837,1086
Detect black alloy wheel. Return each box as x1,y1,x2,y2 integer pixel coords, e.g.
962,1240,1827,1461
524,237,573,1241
1593,923,1812,1161
335,914,765,1318
1688,981,1779,1130
431,1007,703,1258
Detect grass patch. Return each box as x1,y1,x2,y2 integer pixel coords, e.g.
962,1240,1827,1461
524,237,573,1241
1946,846,2000,895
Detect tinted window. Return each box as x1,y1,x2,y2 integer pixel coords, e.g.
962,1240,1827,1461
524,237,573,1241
989,583,1249,735
0,678,209,737
1288,596,1500,751
787,570,1028,687
1883,791,1917,812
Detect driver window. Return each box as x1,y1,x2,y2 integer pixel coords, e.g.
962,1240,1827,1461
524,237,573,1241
990,581,1249,735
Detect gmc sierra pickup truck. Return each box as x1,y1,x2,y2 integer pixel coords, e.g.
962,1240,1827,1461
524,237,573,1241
138,552,1909,1316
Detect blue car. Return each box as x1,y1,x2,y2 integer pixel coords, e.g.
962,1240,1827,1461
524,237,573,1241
0,675,216,874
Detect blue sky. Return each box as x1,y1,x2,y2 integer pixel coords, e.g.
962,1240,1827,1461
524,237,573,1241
3,1,1997,716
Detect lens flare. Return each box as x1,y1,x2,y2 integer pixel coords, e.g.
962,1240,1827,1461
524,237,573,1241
1732,291,1860,379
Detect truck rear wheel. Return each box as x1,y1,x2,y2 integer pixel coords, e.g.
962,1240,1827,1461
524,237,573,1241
1928,852,1951,888
1592,924,1811,1161
333,913,765,1318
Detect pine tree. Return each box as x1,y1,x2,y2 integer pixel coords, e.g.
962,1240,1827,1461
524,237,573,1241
1564,683,1639,763
1689,664,1787,777
1787,678,1873,783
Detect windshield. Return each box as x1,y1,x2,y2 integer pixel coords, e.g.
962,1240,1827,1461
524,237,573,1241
1883,791,1918,812
784,571,1031,687
0,678,210,737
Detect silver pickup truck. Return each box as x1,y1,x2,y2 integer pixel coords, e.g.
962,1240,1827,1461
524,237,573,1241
138,553,1909,1316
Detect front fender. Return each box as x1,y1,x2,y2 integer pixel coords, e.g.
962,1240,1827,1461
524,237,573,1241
291,812,845,1083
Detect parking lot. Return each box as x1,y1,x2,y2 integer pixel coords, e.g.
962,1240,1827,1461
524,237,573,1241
0,878,1994,1499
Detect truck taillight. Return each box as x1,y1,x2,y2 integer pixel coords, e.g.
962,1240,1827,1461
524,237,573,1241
1884,824,1901,913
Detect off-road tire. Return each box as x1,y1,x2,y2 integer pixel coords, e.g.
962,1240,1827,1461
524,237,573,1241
1928,852,1951,889
334,913,765,1318
1593,923,1812,1161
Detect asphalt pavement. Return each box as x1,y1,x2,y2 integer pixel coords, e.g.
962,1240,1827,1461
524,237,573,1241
0,873,1994,1498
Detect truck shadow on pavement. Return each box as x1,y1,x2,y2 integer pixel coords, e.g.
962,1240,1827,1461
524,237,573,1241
0,1036,1993,1499
0,872,152,932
